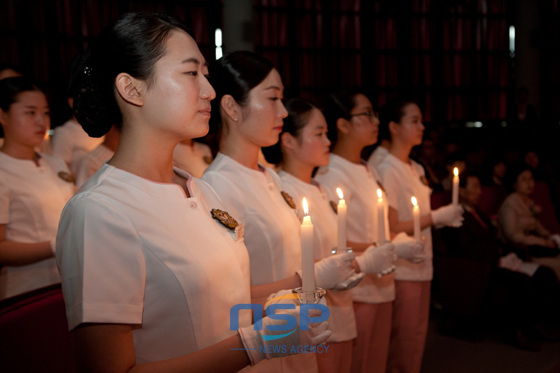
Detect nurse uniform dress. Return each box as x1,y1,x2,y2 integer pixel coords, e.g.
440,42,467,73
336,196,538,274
0,151,74,300
56,164,252,364
314,154,394,373
202,152,316,373
280,170,357,373
51,119,104,175
377,153,432,373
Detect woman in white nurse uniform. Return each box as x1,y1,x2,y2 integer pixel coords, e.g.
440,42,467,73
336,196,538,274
376,98,463,373
55,13,330,372
267,97,399,373
314,91,421,373
203,51,361,373
0,77,75,300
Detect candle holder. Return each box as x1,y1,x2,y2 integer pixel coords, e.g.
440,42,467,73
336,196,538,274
373,240,396,278
293,287,326,304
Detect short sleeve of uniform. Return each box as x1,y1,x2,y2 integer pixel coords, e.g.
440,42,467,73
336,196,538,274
0,177,9,225
378,167,400,210
56,193,146,330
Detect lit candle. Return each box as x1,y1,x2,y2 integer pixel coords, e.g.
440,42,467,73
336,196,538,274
377,189,386,243
336,188,347,252
301,197,315,293
411,196,421,241
452,167,459,206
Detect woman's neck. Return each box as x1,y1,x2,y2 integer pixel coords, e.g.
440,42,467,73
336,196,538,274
108,125,176,183
389,140,413,164
1,140,38,162
219,134,261,171
333,138,363,164
282,158,314,184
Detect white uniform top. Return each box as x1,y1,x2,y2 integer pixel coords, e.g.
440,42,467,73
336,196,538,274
51,119,104,174
377,153,433,281
0,152,74,300
367,145,389,172
75,143,114,188
172,141,213,179
56,164,251,364
315,154,394,304
279,171,357,342
202,153,302,286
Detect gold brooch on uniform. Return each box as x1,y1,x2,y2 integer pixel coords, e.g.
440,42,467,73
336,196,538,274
376,180,386,193
58,171,75,183
281,191,296,209
330,200,338,214
211,208,239,231
420,176,429,187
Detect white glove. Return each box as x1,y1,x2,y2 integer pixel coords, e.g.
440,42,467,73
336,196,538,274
265,289,300,307
355,243,395,274
313,252,361,290
238,304,331,365
331,271,365,290
550,234,560,248
392,232,426,263
431,204,464,228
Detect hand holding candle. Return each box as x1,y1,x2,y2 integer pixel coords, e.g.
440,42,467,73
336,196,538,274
377,189,386,243
411,196,421,241
301,197,315,293
336,188,347,252
452,167,459,206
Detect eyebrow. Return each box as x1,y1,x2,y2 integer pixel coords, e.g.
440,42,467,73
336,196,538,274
181,57,208,67
264,85,282,91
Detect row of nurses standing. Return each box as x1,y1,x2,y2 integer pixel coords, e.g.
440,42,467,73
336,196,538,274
55,13,330,372
202,51,363,373
0,77,75,300
374,99,464,373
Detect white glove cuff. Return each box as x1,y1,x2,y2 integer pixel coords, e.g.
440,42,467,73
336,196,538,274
238,326,266,365
355,255,368,274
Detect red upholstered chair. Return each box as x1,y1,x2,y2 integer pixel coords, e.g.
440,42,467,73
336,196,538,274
477,185,507,221
0,284,78,372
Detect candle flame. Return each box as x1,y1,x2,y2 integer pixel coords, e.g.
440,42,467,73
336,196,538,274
453,167,459,177
377,188,382,198
336,187,344,200
302,197,309,215
411,196,418,206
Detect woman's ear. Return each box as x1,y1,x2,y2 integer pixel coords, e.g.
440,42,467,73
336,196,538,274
336,117,350,135
220,95,240,123
388,120,399,136
281,132,296,150
115,73,145,107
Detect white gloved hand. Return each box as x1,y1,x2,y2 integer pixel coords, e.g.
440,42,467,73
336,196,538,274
265,289,300,307
355,243,395,274
313,252,360,290
392,232,426,263
238,304,331,365
331,271,365,291
431,204,464,228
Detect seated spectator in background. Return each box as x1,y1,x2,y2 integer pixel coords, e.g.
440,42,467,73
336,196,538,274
0,77,74,300
416,137,445,192
497,163,560,278
172,138,213,178
51,56,104,176
482,155,507,188
440,172,560,350
75,124,120,188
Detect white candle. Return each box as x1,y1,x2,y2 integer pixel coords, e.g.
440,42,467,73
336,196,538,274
411,196,421,241
377,189,386,243
452,167,459,206
336,188,347,252
301,198,315,293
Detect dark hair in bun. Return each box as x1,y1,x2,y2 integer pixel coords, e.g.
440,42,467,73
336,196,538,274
208,51,275,138
70,12,192,137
